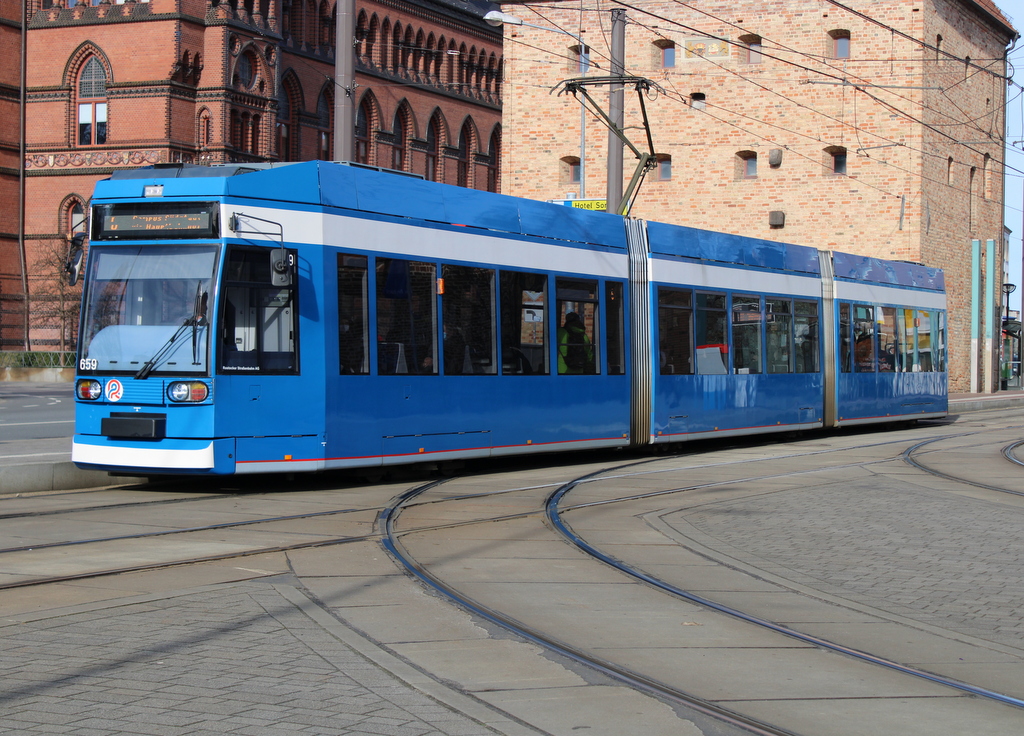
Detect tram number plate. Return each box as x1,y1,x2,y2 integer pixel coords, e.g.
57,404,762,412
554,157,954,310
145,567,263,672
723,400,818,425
80,358,98,371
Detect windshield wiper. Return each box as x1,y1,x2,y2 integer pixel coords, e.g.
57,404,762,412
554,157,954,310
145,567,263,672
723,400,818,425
136,281,208,380
191,282,208,367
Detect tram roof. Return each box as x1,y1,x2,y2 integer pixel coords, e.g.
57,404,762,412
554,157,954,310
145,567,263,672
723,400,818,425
99,161,944,291
101,161,628,250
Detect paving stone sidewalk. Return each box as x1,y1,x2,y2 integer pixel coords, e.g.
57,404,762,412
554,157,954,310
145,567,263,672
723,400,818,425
0,579,513,736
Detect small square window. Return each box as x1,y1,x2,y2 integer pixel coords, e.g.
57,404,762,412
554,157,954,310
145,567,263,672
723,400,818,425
835,36,850,58
737,151,757,179
663,45,676,68
832,152,847,175
657,158,671,181
570,161,581,183
690,92,706,110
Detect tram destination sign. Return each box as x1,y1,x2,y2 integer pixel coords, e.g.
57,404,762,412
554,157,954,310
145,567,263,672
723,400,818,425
92,202,218,240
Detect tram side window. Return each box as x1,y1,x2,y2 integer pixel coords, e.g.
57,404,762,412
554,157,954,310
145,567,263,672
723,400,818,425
839,303,853,372
556,278,599,375
898,308,917,372
500,271,548,375
766,298,792,374
878,306,898,372
853,304,875,372
937,312,947,372
696,292,728,374
916,310,933,371
794,301,820,373
376,258,437,374
338,254,369,374
733,294,762,374
442,265,496,374
220,247,299,374
658,288,693,375
606,282,626,375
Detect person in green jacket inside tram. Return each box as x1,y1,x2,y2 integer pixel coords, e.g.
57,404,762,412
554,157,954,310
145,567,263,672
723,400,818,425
557,311,594,374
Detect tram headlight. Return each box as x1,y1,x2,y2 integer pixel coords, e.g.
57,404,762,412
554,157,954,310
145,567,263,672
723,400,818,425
76,379,102,400
167,381,209,403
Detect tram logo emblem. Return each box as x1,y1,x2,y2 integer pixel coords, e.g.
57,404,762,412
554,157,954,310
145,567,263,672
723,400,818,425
105,379,124,402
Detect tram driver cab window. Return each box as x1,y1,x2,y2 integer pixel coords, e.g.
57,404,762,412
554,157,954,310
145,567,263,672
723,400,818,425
219,246,299,374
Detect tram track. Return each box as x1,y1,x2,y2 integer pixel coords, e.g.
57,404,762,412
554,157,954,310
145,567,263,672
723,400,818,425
5,423,1014,589
379,421,1024,735
6,420,1024,735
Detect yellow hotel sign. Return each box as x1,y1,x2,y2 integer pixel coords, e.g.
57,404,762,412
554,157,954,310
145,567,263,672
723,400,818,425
568,199,607,211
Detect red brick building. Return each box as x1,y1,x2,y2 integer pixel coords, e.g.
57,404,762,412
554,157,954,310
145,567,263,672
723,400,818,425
1,0,25,347
1,0,502,350
497,0,1016,392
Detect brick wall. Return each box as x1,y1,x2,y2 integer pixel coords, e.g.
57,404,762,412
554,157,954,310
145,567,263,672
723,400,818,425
498,0,1013,392
8,0,502,349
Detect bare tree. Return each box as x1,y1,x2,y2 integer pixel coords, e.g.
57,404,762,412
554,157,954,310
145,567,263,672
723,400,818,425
29,238,83,353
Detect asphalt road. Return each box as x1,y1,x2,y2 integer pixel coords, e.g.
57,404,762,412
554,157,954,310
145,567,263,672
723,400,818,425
0,382,76,466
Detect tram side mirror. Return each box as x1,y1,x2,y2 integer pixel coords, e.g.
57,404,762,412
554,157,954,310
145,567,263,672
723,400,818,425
65,233,86,286
270,247,293,287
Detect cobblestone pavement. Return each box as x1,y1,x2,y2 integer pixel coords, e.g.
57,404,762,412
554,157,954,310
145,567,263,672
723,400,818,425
671,476,1024,649
0,580,505,736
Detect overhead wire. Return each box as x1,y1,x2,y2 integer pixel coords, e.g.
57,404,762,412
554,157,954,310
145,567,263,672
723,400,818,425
514,0,1023,188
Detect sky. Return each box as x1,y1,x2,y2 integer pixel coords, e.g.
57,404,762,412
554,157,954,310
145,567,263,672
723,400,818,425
998,0,1024,314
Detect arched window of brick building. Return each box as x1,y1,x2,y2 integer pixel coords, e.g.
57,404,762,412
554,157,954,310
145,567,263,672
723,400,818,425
355,101,371,165
468,46,480,92
486,53,496,97
318,90,333,159
197,108,213,151
487,127,500,193
433,35,445,82
425,34,437,82
446,39,458,86
403,26,414,74
320,1,334,51
251,114,262,156
414,30,425,78
355,12,369,63
391,106,411,170
63,198,87,237
364,14,379,67
969,166,977,231
392,22,403,73
458,43,468,89
380,19,391,70
77,57,108,146
456,120,474,187
983,153,992,199
425,113,443,181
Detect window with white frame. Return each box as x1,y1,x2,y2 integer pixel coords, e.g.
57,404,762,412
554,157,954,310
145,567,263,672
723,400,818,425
77,57,108,146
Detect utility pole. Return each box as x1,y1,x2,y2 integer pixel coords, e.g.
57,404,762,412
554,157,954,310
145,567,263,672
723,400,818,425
333,0,355,162
606,9,626,213
19,0,29,349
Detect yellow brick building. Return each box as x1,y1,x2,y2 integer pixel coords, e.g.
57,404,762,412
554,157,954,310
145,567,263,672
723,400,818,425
496,0,1016,392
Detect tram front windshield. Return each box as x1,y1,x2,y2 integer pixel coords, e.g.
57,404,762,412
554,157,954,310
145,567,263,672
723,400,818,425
78,245,219,376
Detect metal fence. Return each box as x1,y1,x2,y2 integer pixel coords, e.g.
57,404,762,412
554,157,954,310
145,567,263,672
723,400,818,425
0,351,76,368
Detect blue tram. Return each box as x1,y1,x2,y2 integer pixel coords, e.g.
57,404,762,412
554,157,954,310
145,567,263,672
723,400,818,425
71,161,947,475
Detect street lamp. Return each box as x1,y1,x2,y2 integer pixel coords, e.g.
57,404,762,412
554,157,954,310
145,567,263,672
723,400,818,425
1002,282,1016,390
484,10,590,200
